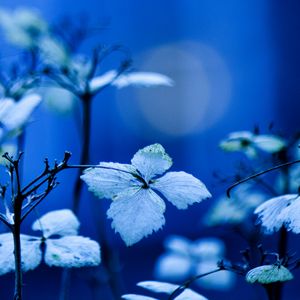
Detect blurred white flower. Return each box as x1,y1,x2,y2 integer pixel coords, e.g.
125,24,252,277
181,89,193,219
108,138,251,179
0,209,101,274
122,280,208,300
220,131,286,158
89,71,174,94
255,194,300,234
0,94,41,143
81,143,211,246
204,185,266,226
154,235,235,290
0,8,48,48
246,265,293,284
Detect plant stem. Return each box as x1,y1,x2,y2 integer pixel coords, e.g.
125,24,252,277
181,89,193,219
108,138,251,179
12,223,22,300
264,285,274,300
72,94,91,214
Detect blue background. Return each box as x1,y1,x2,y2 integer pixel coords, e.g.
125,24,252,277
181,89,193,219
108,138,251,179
1,0,300,299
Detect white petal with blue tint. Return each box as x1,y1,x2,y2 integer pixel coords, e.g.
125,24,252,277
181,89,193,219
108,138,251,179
191,238,225,259
253,135,286,153
164,235,191,255
20,235,42,272
81,162,139,200
131,144,172,181
122,295,158,300
0,98,14,120
154,253,192,281
0,233,41,275
254,194,298,233
32,209,80,238
39,36,69,65
113,72,174,89
45,236,100,267
2,94,41,130
89,70,118,93
153,171,211,209
0,233,16,275
246,265,293,284
107,188,166,246
277,198,300,233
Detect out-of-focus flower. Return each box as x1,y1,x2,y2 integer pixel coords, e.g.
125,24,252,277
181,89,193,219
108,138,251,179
246,265,293,284
220,131,286,158
81,144,211,246
89,70,174,94
0,94,41,144
122,281,208,300
255,194,300,234
204,185,266,226
0,209,101,275
154,235,235,290
0,8,48,48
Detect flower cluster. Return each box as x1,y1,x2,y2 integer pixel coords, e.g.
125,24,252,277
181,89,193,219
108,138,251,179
0,209,100,274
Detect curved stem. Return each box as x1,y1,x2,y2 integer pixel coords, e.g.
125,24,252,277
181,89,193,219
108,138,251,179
168,268,222,300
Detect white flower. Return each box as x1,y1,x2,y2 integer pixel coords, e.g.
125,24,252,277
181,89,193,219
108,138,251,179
89,71,174,94
246,265,293,284
0,94,41,142
0,209,101,274
220,131,286,158
154,235,235,290
81,144,211,246
254,194,300,234
0,8,48,48
122,281,208,300
204,185,266,226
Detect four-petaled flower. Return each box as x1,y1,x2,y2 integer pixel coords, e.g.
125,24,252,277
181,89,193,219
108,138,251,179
81,143,211,246
0,209,100,275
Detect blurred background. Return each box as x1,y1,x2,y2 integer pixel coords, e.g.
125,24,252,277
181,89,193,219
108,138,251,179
1,0,300,299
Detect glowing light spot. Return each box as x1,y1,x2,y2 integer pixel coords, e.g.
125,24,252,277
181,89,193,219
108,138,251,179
117,41,232,137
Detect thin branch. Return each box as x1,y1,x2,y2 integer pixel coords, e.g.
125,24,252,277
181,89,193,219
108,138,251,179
168,268,222,300
227,159,300,197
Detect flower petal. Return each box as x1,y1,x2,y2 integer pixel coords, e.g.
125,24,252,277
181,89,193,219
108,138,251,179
277,198,300,233
89,70,118,93
107,188,166,246
254,194,298,234
32,209,80,238
131,144,172,181
137,281,208,300
113,72,174,89
246,265,293,284
191,237,225,259
164,235,192,255
81,162,139,200
253,135,286,153
45,236,101,268
1,94,41,130
154,253,192,281
122,295,158,300
0,233,41,275
0,98,14,120
152,171,211,209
